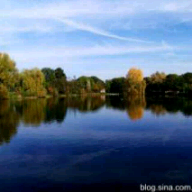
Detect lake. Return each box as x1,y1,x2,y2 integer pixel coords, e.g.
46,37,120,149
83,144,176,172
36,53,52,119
0,96,192,191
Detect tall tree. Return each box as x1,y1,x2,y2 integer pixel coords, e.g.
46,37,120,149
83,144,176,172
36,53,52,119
106,77,125,93
41,68,57,95
0,53,18,90
54,68,67,94
125,68,146,95
41,68,55,85
21,68,46,97
126,68,144,83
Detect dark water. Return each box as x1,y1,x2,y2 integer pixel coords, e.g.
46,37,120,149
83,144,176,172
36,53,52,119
1,96,192,191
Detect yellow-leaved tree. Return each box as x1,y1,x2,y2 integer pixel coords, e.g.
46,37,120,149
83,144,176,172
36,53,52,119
21,68,47,97
125,68,146,95
0,53,19,99
150,72,166,84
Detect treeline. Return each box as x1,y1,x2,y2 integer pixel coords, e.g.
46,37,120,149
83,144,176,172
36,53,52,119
145,72,192,95
106,72,192,96
1,52,192,99
0,53,145,99
0,53,106,99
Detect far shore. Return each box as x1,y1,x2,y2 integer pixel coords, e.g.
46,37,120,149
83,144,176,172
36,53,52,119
3,92,120,101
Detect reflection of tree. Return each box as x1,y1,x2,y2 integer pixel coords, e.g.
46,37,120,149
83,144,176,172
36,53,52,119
146,97,179,114
67,95,105,112
146,97,192,117
22,99,46,126
106,96,126,111
0,101,20,145
126,96,146,121
45,98,67,123
149,104,167,116
181,100,192,116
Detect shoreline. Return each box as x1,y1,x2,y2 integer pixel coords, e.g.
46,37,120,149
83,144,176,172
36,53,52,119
1,93,120,101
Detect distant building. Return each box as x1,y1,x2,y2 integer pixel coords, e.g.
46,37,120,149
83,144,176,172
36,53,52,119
100,89,106,93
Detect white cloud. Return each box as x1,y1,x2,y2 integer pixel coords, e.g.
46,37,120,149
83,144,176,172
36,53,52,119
160,1,192,12
8,44,175,61
54,17,151,43
1,0,192,79
1,0,192,34
2,0,192,19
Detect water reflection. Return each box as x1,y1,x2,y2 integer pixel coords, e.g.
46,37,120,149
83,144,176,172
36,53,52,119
126,96,146,121
45,98,67,123
67,95,105,112
0,101,19,145
22,99,47,126
1,96,192,145
146,97,192,116
149,104,167,116
106,95,146,121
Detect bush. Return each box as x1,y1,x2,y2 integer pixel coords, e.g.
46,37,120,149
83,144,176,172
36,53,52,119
0,84,9,99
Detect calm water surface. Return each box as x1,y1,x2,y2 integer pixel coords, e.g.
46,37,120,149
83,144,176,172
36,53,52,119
1,96,192,191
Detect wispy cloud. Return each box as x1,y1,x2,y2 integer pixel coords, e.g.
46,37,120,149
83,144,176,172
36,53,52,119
54,17,152,43
1,0,192,78
9,44,175,61
2,0,192,18
1,0,192,33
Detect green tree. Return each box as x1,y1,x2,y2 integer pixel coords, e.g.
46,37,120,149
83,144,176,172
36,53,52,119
165,74,180,91
55,68,67,94
42,68,56,85
73,76,105,94
106,77,126,93
41,68,57,95
182,73,192,94
182,73,192,84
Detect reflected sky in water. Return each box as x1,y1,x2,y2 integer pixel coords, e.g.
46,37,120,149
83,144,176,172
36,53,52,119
0,96,192,191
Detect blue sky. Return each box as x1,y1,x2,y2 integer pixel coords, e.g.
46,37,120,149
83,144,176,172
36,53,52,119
1,0,192,80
